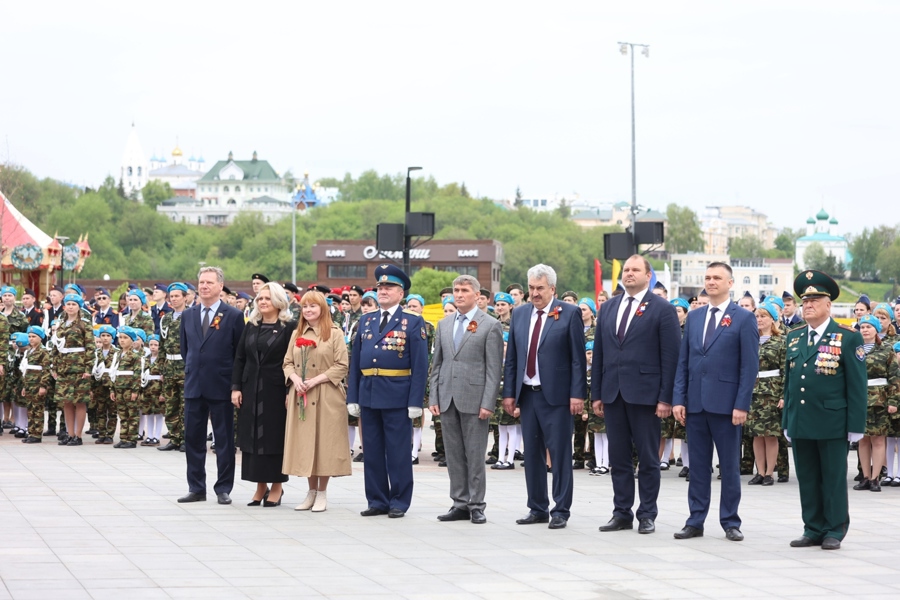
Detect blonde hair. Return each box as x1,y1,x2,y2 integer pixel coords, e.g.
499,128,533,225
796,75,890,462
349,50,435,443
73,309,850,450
756,307,782,337
297,290,334,342
247,282,293,325
873,307,897,337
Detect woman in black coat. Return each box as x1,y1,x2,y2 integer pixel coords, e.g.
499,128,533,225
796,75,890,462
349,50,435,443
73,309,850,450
231,282,297,507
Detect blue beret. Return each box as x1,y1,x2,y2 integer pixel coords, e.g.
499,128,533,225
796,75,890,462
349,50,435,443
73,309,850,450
148,334,160,343
494,292,513,305
670,298,689,311
585,340,594,351
759,302,779,322
763,295,784,310
0,286,17,297
64,283,84,295
127,289,147,305
167,282,188,294
26,326,46,340
442,296,456,308
96,325,116,338
134,329,148,344
874,303,892,316
578,298,597,316
374,264,411,291
859,315,881,333
64,294,84,308
117,326,137,341
362,291,378,304
11,332,29,347
893,341,900,353
405,294,425,307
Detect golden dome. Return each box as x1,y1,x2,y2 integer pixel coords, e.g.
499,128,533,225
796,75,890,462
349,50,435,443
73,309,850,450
172,145,183,157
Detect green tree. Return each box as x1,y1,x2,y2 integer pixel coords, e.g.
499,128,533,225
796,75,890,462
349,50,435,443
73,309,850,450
875,242,900,294
774,228,802,255
665,204,703,253
850,226,898,280
728,235,765,259
803,242,828,271
141,180,173,209
409,268,458,304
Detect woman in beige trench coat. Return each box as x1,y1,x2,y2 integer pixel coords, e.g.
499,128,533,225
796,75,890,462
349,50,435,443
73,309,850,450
283,290,351,512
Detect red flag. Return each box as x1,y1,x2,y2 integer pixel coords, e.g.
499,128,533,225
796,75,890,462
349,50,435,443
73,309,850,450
594,259,603,299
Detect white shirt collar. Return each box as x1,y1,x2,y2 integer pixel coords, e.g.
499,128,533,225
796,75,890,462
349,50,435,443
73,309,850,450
201,299,222,314
624,287,649,305
808,319,830,340
458,306,479,322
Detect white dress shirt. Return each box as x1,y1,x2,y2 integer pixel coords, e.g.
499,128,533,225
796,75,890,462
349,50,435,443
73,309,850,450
523,304,549,386
703,298,732,346
615,287,650,337
452,306,479,340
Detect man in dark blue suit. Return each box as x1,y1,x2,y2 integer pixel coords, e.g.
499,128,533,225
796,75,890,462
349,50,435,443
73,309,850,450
592,255,681,535
177,266,245,505
503,264,586,530
673,262,759,541
347,264,428,518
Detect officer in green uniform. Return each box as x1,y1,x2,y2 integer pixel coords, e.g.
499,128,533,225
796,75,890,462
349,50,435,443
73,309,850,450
783,270,866,550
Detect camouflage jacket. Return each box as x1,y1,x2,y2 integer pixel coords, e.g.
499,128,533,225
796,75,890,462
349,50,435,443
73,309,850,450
158,312,184,377
113,349,142,394
123,310,154,338
754,335,786,398
141,354,163,398
583,323,596,344
2,309,28,334
51,320,96,376
92,346,120,388
20,346,52,391
864,343,900,409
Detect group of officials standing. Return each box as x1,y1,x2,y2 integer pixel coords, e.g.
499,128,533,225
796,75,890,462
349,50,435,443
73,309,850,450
353,256,867,551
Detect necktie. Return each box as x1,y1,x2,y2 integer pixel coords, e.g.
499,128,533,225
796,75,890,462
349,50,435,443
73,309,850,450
616,297,635,343
454,314,467,351
202,307,211,337
379,310,390,333
526,310,544,379
703,307,719,350
808,330,818,347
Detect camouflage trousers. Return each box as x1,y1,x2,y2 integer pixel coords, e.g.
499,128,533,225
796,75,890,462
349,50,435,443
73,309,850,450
740,427,754,473
162,377,185,445
56,373,92,406
434,419,445,456
25,391,46,438
115,390,141,443
45,378,58,432
573,415,592,462
776,434,790,477
92,383,116,438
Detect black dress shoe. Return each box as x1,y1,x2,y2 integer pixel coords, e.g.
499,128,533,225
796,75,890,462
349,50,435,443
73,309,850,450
158,442,179,451
216,493,232,505
388,508,405,518
24,436,42,443
516,513,549,525
43,429,56,437
853,479,871,491
790,535,822,547
263,491,282,507
206,433,213,441
748,474,764,485
117,441,137,449
248,490,270,507
514,450,524,460
676,457,683,466
67,437,83,446
179,443,186,452
573,460,585,470
660,462,670,471
470,509,486,524
58,436,70,446
162,433,170,439
433,454,445,462
437,507,470,522
548,516,567,529
821,537,841,550
674,525,704,539
678,467,689,477
638,518,655,534
725,527,744,541
599,517,633,532
777,475,789,483
360,507,388,517
353,452,364,462
438,460,447,467
177,492,206,503
14,430,27,438
761,475,775,486
485,456,498,465
870,478,882,492
411,457,419,465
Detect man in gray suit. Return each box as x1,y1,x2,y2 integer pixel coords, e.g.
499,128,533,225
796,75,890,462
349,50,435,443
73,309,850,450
429,274,504,524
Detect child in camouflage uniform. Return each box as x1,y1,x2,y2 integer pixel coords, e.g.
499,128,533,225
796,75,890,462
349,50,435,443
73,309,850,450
491,331,520,470
140,335,164,446
158,283,187,452
884,341,900,487
113,327,142,449
51,294,96,446
20,327,52,443
747,303,786,486
91,325,119,444
6,333,28,438
585,341,609,475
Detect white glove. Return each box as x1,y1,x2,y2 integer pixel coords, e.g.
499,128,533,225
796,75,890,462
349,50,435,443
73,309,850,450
347,403,361,418
408,407,423,420
848,432,864,443
783,429,791,443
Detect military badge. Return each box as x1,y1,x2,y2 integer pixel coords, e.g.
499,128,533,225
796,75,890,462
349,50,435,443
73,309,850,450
855,346,866,361
421,327,427,340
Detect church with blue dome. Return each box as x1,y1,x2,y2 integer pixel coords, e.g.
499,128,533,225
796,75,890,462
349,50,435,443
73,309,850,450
794,208,850,273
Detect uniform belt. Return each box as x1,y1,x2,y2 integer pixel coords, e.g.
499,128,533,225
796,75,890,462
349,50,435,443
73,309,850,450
59,347,85,353
524,384,542,392
166,353,183,361
24,365,43,371
757,370,780,378
868,378,887,387
146,375,162,381
360,368,411,377
115,370,135,376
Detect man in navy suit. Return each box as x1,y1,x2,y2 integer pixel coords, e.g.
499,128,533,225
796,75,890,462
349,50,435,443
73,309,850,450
347,264,429,518
592,255,682,535
673,262,759,541
503,264,586,530
177,266,245,505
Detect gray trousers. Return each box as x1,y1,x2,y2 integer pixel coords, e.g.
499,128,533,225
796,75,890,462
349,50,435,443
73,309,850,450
441,400,490,511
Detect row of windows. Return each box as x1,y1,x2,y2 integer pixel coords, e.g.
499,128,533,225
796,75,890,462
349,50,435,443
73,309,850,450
327,264,480,279
199,185,269,193
126,166,142,176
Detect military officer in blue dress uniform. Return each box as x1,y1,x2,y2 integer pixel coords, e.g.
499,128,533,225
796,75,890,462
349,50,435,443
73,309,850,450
347,264,429,518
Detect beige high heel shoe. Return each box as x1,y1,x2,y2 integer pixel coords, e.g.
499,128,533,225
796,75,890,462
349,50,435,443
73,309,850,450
294,489,316,511
311,489,327,512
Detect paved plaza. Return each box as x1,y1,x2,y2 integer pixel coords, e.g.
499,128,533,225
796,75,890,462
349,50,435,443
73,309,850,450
2,423,900,600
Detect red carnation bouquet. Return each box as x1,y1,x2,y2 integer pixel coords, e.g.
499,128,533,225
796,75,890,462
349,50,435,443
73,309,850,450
295,337,317,420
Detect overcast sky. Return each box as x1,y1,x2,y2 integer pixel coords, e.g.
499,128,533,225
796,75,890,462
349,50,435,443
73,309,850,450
2,1,897,237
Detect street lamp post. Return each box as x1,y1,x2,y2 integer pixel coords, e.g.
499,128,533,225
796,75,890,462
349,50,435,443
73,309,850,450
55,235,69,288
403,166,422,274
619,41,649,255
